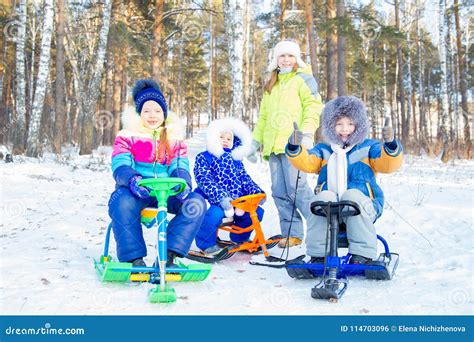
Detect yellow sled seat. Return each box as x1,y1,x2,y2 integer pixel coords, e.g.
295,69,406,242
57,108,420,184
141,207,159,225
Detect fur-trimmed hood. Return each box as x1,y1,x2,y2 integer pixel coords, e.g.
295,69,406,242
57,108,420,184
321,96,369,146
206,117,253,160
121,106,185,140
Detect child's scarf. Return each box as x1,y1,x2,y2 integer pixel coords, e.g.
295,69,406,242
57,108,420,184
327,144,354,200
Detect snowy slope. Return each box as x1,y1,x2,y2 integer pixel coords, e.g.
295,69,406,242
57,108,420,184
1,131,473,315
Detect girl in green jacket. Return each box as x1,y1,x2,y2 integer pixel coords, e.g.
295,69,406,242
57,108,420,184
248,40,323,247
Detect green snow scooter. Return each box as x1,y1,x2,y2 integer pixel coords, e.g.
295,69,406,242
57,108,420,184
94,177,212,303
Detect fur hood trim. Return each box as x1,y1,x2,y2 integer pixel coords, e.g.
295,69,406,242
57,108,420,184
321,96,369,146
206,117,253,160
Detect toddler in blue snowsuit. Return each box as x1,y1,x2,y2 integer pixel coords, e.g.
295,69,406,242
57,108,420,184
194,117,265,255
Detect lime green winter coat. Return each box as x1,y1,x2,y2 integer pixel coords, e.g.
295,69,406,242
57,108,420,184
253,66,323,159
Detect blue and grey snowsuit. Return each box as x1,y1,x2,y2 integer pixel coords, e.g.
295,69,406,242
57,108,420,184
194,118,265,250
286,96,403,259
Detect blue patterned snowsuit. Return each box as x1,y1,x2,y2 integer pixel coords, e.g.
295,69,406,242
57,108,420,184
194,136,264,250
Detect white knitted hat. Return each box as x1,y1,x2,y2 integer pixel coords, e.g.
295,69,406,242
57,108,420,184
267,40,307,72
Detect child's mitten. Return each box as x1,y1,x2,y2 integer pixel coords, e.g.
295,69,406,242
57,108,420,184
128,175,150,199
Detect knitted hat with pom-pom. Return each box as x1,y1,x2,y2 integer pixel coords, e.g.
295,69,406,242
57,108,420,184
132,79,168,118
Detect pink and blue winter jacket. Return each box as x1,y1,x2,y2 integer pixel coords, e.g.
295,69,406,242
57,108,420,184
111,114,191,187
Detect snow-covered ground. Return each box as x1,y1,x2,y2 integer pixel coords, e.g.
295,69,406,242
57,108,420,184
1,131,473,315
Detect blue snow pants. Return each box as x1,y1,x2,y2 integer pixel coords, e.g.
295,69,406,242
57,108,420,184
195,205,264,251
108,186,206,262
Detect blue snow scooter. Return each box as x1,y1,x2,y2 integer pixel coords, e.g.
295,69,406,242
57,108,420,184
286,200,399,301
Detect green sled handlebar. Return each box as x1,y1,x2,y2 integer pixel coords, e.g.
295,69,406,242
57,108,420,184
138,177,187,206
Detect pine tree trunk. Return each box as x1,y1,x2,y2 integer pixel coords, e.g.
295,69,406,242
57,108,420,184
280,0,287,39
453,0,472,158
453,52,460,154
79,0,112,155
434,95,443,156
63,12,84,146
111,0,127,141
394,60,399,135
382,41,388,114
403,0,413,148
336,0,346,96
446,9,455,149
26,0,54,157
250,29,257,129
390,87,396,138
28,12,37,116
70,79,83,145
395,0,407,144
243,0,251,122
326,0,337,100
113,53,122,139
152,0,164,81
223,0,245,118
186,100,193,138
438,0,451,162
208,0,214,123
427,71,434,148
120,61,128,114
53,0,66,154
1,69,13,145
212,11,218,120
0,44,5,100
304,0,319,79
177,43,183,119
103,50,114,146
13,0,27,153
415,1,428,152
65,76,74,143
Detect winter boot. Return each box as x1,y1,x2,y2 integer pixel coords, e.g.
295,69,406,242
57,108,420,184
278,237,302,248
201,245,224,256
309,256,325,264
166,250,179,268
349,254,372,265
130,258,146,267
129,258,146,274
